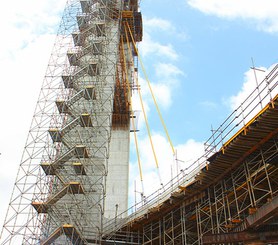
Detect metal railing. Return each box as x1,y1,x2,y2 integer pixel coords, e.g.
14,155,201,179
103,153,207,235
204,63,278,156
103,63,278,236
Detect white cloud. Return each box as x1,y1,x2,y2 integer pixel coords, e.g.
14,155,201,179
0,0,64,44
139,16,179,59
133,73,174,111
137,17,185,112
0,32,56,230
132,63,183,114
0,0,65,231
143,17,174,32
187,0,278,32
229,67,267,110
140,32,178,60
135,17,185,113
175,139,205,171
221,64,278,145
129,133,205,206
200,100,218,110
152,63,185,108
155,63,184,79
151,83,173,109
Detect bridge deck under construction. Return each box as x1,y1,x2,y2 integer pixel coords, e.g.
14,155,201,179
103,93,278,244
1,0,278,244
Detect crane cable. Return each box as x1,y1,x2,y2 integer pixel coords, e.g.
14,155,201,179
125,23,175,156
124,23,163,188
120,35,145,196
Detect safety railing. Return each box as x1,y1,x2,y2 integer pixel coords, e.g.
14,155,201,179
103,153,207,235
204,63,278,156
102,63,278,236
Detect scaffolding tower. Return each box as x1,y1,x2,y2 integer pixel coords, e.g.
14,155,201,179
100,65,278,245
0,0,142,244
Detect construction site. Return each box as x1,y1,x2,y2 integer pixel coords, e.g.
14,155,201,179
0,0,278,244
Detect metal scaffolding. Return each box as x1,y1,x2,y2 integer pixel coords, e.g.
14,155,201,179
1,0,278,244
0,0,142,244
103,118,278,245
101,65,278,244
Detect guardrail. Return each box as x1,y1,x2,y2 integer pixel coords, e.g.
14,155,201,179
204,63,278,156
103,63,278,236
103,153,207,235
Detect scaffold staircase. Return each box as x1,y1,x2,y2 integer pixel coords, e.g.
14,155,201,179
32,182,85,213
0,0,142,244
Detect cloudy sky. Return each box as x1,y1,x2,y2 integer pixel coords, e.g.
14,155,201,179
1,0,278,229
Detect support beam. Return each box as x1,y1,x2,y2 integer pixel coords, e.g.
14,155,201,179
246,195,278,228
203,231,278,244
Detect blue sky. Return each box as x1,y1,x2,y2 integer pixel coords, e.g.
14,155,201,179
0,0,278,228
129,0,278,203
140,0,278,142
